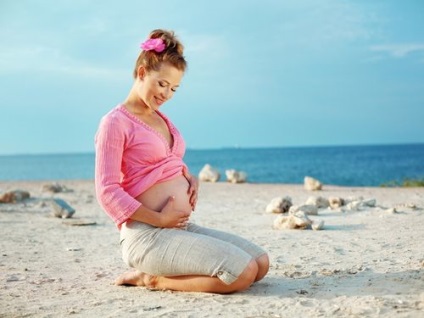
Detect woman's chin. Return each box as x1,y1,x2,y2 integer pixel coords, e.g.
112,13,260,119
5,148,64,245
150,104,160,111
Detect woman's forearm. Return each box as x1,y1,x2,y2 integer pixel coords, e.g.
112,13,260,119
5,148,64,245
130,205,162,227
129,196,191,229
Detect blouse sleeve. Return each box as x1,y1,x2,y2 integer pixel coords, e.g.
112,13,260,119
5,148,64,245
94,114,142,226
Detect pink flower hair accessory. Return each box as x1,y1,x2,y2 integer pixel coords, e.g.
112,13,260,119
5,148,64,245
140,38,166,53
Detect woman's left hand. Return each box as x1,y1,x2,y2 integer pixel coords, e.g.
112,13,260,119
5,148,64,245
185,173,199,211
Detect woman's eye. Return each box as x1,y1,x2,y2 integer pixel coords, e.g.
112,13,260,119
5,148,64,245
171,88,177,92
159,81,166,87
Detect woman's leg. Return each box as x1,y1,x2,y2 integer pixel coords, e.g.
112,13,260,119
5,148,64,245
115,240,269,293
254,253,270,282
186,223,270,282
116,259,258,294
119,222,258,293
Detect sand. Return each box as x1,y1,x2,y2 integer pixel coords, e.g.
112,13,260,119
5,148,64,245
0,180,423,317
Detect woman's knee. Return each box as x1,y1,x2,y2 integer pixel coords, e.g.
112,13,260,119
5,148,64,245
255,253,270,282
230,259,258,292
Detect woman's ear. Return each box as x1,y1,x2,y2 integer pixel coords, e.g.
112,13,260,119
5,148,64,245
137,66,146,80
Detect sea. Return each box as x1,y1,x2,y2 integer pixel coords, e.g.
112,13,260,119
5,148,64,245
0,144,423,187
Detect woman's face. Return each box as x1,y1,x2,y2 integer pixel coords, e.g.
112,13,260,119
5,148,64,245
137,63,184,111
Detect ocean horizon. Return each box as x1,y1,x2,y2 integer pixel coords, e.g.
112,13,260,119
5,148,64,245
0,143,423,187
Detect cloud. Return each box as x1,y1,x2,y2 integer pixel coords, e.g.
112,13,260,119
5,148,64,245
69,17,109,37
275,0,378,49
370,43,424,58
0,45,127,80
0,2,136,80
180,32,229,59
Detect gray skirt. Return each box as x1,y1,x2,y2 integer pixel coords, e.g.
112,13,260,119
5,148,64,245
120,221,266,285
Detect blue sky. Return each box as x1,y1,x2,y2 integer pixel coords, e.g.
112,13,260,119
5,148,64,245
0,0,423,155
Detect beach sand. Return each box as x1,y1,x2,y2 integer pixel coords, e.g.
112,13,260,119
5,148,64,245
1,180,423,317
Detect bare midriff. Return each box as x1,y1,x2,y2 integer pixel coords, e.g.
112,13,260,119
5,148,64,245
135,175,193,215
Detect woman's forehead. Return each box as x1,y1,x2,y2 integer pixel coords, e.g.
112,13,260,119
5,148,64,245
151,64,184,82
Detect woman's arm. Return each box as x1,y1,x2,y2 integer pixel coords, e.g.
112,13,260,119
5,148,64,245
130,196,191,228
95,115,142,225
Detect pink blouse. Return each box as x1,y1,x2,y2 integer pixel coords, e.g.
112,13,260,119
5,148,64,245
95,104,187,227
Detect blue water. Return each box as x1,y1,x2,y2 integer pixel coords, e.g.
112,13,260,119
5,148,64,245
0,144,423,186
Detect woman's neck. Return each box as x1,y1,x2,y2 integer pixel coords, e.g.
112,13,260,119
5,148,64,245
123,87,155,116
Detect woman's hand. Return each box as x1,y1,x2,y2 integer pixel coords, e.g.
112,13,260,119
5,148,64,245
159,196,191,229
185,173,199,211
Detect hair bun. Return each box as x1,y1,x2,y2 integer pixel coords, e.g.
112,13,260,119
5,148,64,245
133,29,187,78
149,29,184,55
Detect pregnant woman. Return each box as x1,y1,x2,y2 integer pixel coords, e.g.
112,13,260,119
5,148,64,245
95,29,269,293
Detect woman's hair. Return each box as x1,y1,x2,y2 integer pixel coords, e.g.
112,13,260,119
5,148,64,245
133,29,187,78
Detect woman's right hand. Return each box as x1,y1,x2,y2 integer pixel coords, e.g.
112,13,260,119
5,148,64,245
159,196,191,229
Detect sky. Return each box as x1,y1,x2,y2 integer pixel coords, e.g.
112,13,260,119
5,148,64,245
0,0,423,155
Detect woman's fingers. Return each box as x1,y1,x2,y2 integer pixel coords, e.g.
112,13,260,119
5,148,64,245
177,218,189,228
191,195,197,210
187,177,199,196
186,176,199,209
190,190,197,204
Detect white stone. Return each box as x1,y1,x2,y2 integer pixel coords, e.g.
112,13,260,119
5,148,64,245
198,164,220,182
225,169,247,183
51,198,75,218
273,211,312,230
345,196,364,204
289,204,318,216
41,182,71,193
305,196,329,209
312,220,325,230
385,208,398,214
265,196,292,213
304,176,323,191
361,198,377,207
0,190,30,203
341,198,378,211
345,201,361,211
329,197,344,209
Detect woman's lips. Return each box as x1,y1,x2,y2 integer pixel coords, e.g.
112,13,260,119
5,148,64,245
155,97,165,105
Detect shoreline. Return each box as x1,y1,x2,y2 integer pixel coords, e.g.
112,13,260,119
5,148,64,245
1,178,420,188
1,180,423,317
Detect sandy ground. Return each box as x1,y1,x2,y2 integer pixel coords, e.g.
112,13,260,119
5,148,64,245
0,180,423,318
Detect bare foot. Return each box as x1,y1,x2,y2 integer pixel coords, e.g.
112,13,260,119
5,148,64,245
114,270,154,287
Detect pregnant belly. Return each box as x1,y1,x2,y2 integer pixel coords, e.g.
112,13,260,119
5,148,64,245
135,175,192,213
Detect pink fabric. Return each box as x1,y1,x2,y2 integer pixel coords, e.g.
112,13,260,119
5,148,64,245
95,104,187,227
